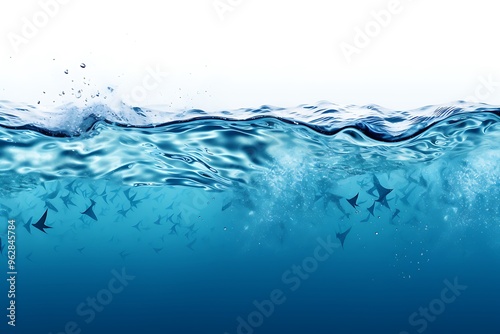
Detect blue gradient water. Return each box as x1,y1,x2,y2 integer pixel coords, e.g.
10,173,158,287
0,102,499,334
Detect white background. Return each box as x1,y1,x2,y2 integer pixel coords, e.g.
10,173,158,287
0,0,499,111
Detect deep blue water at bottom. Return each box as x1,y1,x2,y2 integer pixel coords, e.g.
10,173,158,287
7,228,500,334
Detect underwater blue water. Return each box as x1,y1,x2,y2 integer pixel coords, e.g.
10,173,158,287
0,101,499,334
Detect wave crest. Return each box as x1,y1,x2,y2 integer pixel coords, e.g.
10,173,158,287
1,100,498,139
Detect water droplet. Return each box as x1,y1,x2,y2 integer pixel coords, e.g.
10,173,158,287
223,227,227,231
80,63,86,68
375,232,379,235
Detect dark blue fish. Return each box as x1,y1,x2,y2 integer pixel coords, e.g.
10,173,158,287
346,193,359,209
372,175,393,200
61,193,76,208
123,188,133,201
81,199,97,221
367,202,376,216
64,179,77,192
376,196,391,209
43,183,61,200
129,194,143,209
24,218,32,234
186,238,197,251
32,209,51,233
117,206,130,217
169,223,179,235
153,215,162,225
336,227,352,249
324,193,350,217
419,175,428,188
391,208,401,220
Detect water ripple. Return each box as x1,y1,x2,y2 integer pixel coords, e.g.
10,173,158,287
0,101,498,190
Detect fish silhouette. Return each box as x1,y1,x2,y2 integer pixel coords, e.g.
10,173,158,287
170,222,179,235
128,194,143,209
336,227,352,249
324,193,350,217
42,183,61,201
45,200,59,212
117,206,130,217
32,209,51,233
367,202,376,216
360,214,370,223
23,218,32,234
376,196,391,209
346,193,359,209
186,238,197,251
400,185,416,206
61,193,76,208
81,199,97,221
372,175,393,200
64,179,77,192
391,208,401,220
25,252,33,262
132,222,142,231
153,215,163,225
